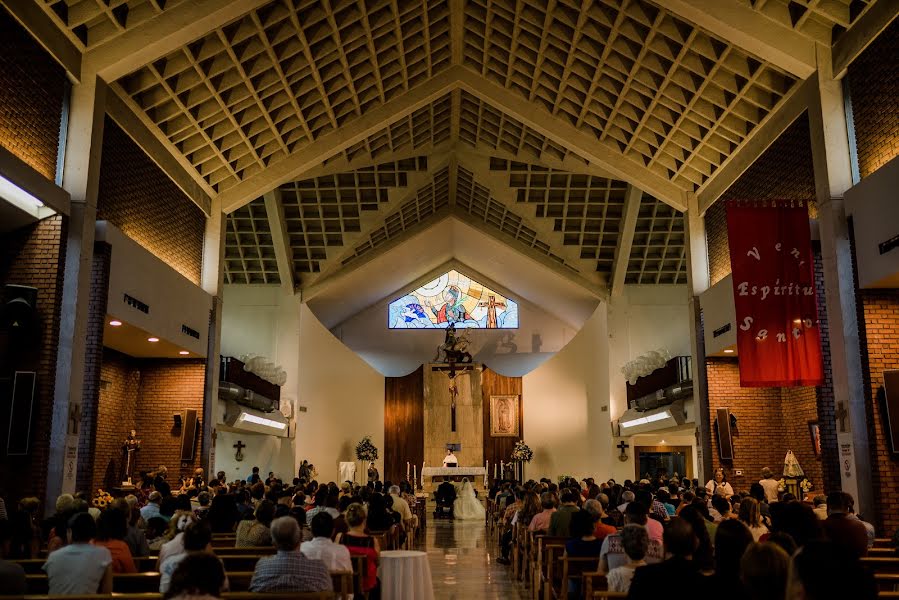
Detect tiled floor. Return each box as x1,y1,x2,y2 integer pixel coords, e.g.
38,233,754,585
416,517,527,600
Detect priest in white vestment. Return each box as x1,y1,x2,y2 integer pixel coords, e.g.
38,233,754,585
443,449,458,467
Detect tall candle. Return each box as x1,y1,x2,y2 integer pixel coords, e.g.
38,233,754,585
494,463,498,478
406,462,410,480
414,465,417,488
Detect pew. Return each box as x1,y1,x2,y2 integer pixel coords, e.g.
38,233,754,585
0,594,336,600
530,536,568,600
864,557,899,574
555,555,601,600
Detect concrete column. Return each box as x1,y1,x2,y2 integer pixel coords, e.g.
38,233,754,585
807,44,874,519
201,204,225,476
684,192,713,482
47,74,107,507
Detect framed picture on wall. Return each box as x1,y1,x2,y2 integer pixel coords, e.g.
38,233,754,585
490,395,519,437
808,421,821,457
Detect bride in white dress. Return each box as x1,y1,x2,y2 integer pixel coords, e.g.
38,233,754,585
453,478,486,520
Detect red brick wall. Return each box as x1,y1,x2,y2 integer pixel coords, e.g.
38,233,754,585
857,290,899,534
706,359,786,490
134,360,206,483
847,19,899,179
705,114,816,285
0,7,67,180
0,217,66,503
97,117,206,284
92,349,140,493
706,358,825,494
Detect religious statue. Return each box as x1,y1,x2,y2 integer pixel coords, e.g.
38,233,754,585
434,323,473,364
367,461,380,483
122,429,141,485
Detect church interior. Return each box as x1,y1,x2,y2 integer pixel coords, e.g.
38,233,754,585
0,1,897,599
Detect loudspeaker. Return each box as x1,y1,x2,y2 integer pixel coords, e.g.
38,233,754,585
882,370,899,454
1,285,38,335
7,371,36,455
715,408,736,461
179,409,199,461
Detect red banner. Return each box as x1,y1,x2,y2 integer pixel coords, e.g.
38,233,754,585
726,202,824,387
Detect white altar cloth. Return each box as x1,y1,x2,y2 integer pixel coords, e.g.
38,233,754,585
421,467,487,487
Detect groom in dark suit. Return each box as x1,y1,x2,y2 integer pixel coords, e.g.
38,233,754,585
435,480,457,519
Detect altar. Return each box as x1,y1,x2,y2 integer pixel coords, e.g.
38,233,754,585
421,466,487,489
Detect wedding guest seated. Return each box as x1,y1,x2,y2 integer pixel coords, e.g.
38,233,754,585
160,521,214,593
821,491,868,558
164,552,227,600
548,489,580,537
46,494,82,554
711,494,736,523
44,513,113,595
599,502,664,573
336,503,380,595
301,512,352,572
158,511,197,565
605,525,648,594
812,495,828,519
583,499,616,541
789,541,876,600
93,507,137,573
739,497,769,541
365,493,394,532
565,509,603,557
0,519,26,595
141,492,163,522
146,517,169,551
248,516,331,593
702,519,753,596
236,500,275,547
741,542,790,600
678,504,715,572
289,503,314,542
113,498,150,557
207,493,239,534
628,517,704,598
769,500,821,549
194,491,211,519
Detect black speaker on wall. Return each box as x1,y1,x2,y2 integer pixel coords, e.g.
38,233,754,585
180,409,199,462
882,370,899,455
1,285,38,333
7,371,36,455
715,408,736,461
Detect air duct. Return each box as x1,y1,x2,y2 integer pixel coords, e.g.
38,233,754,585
218,381,277,413
221,401,290,437
634,380,694,412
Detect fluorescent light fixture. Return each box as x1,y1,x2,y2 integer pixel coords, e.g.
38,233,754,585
0,174,43,208
147,337,159,343
239,413,288,430
723,349,734,353
109,320,123,327
179,350,189,355
620,411,671,429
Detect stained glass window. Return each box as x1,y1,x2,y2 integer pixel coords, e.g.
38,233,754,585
388,270,519,329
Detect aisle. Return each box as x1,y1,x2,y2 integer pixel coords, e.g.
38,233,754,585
417,518,526,600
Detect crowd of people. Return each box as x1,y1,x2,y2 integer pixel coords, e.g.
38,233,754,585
0,464,420,599
489,466,882,599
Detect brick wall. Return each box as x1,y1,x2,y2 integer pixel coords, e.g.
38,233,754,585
77,243,112,493
135,359,206,482
706,358,826,494
0,7,66,180
857,290,899,534
92,349,140,493
0,217,66,503
705,113,816,285
812,246,841,492
847,19,898,178
97,117,206,284
706,359,786,490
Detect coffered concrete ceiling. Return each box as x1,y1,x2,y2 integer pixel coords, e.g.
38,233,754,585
25,0,892,298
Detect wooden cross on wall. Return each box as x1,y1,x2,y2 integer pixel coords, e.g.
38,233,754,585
835,402,849,433
233,440,246,461
617,441,629,461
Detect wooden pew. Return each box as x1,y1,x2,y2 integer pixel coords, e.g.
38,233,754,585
864,557,899,574
875,573,899,592
1,594,336,600
583,571,609,598
555,555,601,600
876,538,894,548
539,543,565,600
214,546,276,556
530,536,567,600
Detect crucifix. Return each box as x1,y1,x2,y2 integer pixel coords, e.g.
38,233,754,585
477,294,506,329
233,440,246,461
617,440,629,462
449,377,458,433
835,402,849,433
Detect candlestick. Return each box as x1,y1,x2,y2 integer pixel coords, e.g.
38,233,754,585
494,463,498,478
406,462,410,480
414,465,418,489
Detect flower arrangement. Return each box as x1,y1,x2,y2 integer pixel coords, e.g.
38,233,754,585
557,475,574,484
799,478,813,493
355,436,379,462
776,478,786,492
93,489,113,509
511,440,533,463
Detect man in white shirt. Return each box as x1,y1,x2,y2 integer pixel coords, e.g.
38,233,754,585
44,513,112,595
443,449,458,466
759,467,780,503
388,485,414,530
301,513,352,572
140,491,162,521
